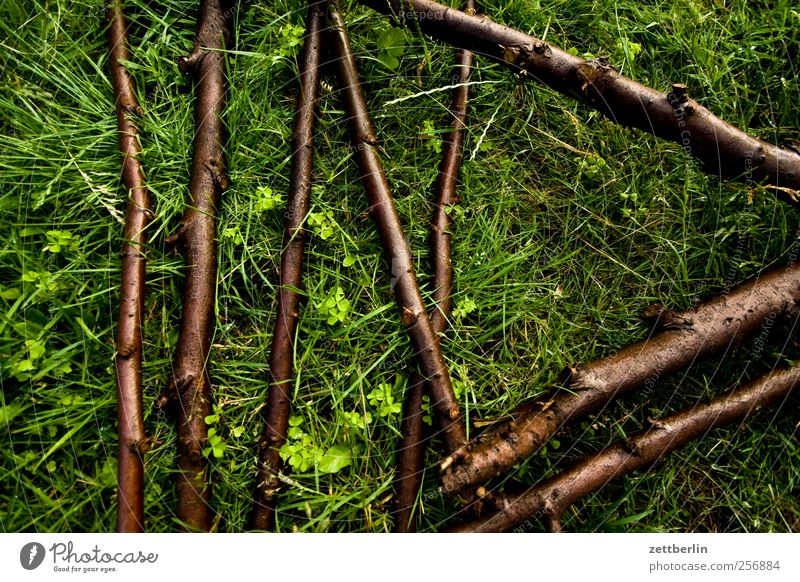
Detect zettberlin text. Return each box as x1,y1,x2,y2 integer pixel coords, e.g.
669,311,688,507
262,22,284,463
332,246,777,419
649,544,708,554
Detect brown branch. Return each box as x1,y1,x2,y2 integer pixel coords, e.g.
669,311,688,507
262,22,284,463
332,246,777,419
166,0,233,532
393,0,476,533
440,262,800,495
394,374,428,532
327,4,466,454
250,0,325,532
359,0,800,202
108,0,151,534
450,365,800,532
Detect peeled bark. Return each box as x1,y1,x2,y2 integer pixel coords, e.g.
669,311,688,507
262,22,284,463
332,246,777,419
108,0,151,534
441,262,800,495
394,0,476,533
359,0,800,202
250,0,324,532
164,0,233,532
451,365,800,532
328,6,466,454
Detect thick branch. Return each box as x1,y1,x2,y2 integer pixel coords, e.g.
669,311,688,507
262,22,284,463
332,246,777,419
168,0,232,532
328,5,466,453
451,365,800,532
250,0,324,532
108,0,151,534
441,262,800,494
360,0,800,202
394,0,475,533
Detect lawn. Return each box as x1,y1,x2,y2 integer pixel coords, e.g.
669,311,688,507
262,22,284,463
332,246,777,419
1,0,799,532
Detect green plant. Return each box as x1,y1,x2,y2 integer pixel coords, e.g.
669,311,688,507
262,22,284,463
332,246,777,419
376,26,407,70
421,120,442,154
44,230,79,253
307,210,337,240
342,410,372,430
204,428,227,459
575,155,608,179
21,270,60,294
316,286,350,325
317,444,352,474
367,382,401,418
202,405,227,459
222,226,244,245
254,185,282,212
452,296,477,320
272,23,305,63
204,404,223,426
7,339,46,381
614,37,643,65
279,416,351,474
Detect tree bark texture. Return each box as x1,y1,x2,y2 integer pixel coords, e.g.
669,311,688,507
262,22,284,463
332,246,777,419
450,365,800,532
440,262,800,494
165,0,233,532
108,0,151,534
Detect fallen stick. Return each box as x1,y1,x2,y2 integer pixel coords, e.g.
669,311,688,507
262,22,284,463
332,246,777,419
250,0,325,532
393,0,476,533
440,262,800,495
328,4,466,454
450,364,800,532
107,0,152,534
359,0,800,201
164,0,233,532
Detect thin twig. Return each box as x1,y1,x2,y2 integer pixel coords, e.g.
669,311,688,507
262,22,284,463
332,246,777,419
107,0,151,534
360,0,800,202
394,0,476,533
327,3,467,454
250,0,325,532
164,0,233,532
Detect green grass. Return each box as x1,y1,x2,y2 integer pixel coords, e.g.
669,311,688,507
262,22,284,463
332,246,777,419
1,0,799,532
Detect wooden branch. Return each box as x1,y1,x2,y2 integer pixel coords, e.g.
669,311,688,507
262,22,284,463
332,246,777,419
165,0,233,532
450,365,800,532
440,262,800,495
393,0,476,533
250,0,325,532
107,0,152,534
394,374,428,532
327,4,466,454
359,0,800,203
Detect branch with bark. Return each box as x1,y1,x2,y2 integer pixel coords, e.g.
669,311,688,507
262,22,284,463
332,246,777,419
327,4,466,454
393,0,476,533
108,0,152,534
450,365,800,532
440,262,800,495
359,0,800,203
163,0,233,532
250,0,325,532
